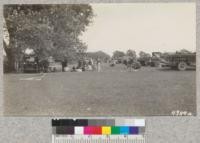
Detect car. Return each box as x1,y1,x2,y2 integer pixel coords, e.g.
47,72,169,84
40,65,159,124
23,55,39,73
48,62,62,72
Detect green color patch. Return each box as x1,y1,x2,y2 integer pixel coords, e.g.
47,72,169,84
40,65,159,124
111,126,120,134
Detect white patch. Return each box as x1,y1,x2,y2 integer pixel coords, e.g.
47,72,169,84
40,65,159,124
19,73,46,81
86,107,91,111
35,78,42,81
19,77,34,81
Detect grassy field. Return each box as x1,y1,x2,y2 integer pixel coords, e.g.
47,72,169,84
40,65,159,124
4,63,196,116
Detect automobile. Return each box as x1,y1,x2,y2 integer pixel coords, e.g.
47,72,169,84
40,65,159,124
48,62,62,72
23,55,39,73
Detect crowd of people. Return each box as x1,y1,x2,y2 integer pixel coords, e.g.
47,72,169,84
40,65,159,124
62,58,102,72
59,56,143,73
110,57,141,72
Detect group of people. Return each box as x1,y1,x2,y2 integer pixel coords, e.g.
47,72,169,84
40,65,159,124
125,58,141,71
110,57,141,72
62,58,102,72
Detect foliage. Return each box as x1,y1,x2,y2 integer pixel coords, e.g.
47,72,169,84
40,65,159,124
87,51,111,62
126,49,137,59
112,50,125,59
4,4,93,71
139,51,151,59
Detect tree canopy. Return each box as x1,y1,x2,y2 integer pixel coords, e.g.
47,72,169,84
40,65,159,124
126,49,137,59
87,51,111,62
112,50,125,59
139,51,151,59
4,4,94,71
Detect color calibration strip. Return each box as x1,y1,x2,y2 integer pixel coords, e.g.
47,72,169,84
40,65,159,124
53,126,144,135
52,119,145,127
52,119,146,143
52,119,145,135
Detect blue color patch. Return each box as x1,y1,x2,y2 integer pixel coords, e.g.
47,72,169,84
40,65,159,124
119,126,129,134
129,127,139,134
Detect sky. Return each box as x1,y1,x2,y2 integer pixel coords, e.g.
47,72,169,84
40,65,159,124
80,3,196,56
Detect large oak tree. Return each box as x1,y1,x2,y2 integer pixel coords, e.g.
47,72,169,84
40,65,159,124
4,4,93,71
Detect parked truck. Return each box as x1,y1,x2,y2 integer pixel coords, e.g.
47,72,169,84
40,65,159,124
23,54,49,73
159,53,196,71
23,54,39,73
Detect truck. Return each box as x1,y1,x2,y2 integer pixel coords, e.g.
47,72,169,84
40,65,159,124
22,54,40,73
149,52,162,67
159,53,196,71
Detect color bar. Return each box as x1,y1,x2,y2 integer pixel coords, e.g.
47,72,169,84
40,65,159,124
52,119,74,126
120,126,129,135
84,126,93,135
75,127,84,135
56,126,74,134
139,127,145,134
74,119,88,126
52,119,89,126
88,119,115,126
134,119,145,127
52,119,145,135
93,126,102,135
102,126,111,135
83,126,102,135
129,127,139,134
55,126,143,135
111,126,120,135
115,119,145,127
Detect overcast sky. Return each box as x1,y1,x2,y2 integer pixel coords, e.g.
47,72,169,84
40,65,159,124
80,3,196,56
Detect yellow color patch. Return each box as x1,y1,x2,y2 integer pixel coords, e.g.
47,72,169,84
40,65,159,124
102,126,111,135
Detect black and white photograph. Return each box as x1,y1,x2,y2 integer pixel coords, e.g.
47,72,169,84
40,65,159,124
3,3,196,116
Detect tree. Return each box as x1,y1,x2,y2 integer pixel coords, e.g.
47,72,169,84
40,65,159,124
87,51,111,62
4,4,94,71
138,51,151,66
112,50,125,59
139,51,151,59
126,49,137,59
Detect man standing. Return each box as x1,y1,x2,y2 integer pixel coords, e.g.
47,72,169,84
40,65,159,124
127,57,133,72
97,58,101,72
62,58,68,72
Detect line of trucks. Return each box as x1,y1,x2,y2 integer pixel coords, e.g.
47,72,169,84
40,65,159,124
145,52,195,71
114,52,196,71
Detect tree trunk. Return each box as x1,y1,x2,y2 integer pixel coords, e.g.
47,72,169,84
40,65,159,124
3,41,16,72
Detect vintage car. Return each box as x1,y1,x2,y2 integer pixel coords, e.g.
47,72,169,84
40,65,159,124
23,55,39,73
48,62,62,72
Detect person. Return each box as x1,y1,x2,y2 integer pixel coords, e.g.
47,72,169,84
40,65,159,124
96,58,101,72
110,60,115,67
127,58,133,72
71,66,76,72
88,58,94,70
62,58,68,72
82,59,86,71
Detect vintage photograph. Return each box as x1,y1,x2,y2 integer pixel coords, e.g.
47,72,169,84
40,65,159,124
3,3,196,116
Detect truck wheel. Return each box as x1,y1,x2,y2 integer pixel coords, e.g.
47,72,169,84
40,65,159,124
178,62,187,71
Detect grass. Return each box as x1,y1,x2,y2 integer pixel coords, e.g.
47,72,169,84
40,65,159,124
3,63,196,116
